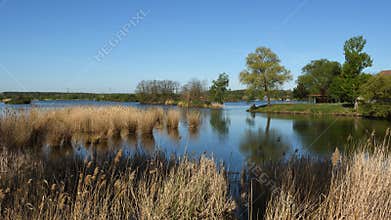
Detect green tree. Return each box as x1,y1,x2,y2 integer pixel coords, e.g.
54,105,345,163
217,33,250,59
209,73,229,104
360,74,391,101
239,47,292,105
342,36,373,77
359,73,391,119
297,59,341,97
330,36,373,102
293,82,309,100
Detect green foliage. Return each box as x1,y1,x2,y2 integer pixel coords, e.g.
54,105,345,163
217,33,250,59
250,103,356,115
224,89,247,102
330,36,373,103
293,82,309,100
297,59,341,96
342,36,373,77
4,96,32,104
360,74,391,101
359,74,391,119
269,89,293,100
360,103,391,119
209,73,229,104
1,92,138,103
240,47,292,105
330,73,371,102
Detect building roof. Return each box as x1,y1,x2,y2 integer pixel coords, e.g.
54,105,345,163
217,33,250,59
308,94,327,97
379,70,391,76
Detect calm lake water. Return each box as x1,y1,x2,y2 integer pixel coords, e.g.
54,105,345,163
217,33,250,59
1,100,390,171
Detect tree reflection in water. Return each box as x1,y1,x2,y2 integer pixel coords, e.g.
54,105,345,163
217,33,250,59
240,116,290,164
292,116,388,155
245,112,256,127
209,109,231,138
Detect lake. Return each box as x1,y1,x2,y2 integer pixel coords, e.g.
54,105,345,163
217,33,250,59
1,100,390,171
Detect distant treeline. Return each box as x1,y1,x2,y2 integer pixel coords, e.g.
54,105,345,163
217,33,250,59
0,92,138,104
0,89,293,105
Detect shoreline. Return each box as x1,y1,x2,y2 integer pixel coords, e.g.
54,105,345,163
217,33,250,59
249,109,362,117
247,103,370,118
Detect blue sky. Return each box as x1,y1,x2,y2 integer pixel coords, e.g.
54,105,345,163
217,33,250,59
0,0,390,93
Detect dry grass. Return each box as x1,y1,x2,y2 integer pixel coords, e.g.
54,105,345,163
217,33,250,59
0,149,236,219
209,103,224,109
137,110,159,136
166,109,180,129
187,111,201,129
264,129,391,220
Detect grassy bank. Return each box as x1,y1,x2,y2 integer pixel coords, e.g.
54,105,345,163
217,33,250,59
248,103,359,116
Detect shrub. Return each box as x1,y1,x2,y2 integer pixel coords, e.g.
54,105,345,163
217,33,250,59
360,103,391,119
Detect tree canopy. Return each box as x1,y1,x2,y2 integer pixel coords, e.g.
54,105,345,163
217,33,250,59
181,79,207,103
330,36,373,102
209,73,229,104
292,82,309,100
342,36,373,77
297,59,341,97
136,80,180,103
239,47,291,105
360,74,391,102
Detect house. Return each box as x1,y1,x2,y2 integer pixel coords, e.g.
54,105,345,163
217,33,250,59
379,70,391,76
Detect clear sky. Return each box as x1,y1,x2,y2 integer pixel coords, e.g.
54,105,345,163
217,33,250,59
0,0,390,93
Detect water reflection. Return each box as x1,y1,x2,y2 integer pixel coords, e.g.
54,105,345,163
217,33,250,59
291,115,389,155
240,116,290,164
4,101,388,171
141,135,155,152
189,127,200,139
209,110,230,138
245,113,256,127
167,128,181,143
124,134,138,148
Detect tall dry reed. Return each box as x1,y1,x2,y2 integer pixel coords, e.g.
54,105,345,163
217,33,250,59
0,149,236,219
166,109,180,129
187,111,201,129
0,106,164,148
264,129,391,220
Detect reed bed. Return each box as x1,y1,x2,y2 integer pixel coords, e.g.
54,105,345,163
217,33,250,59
0,148,236,219
137,110,159,136
187,111,201,129
166,109,180,129
263,129,391,220
0,106,165,148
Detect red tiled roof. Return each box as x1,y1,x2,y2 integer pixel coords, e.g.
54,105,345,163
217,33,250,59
379,70,391,76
